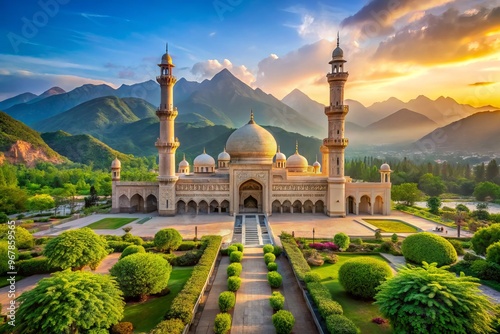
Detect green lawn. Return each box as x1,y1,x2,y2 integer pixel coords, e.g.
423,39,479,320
122,266,194,333
86,218,136,229
364,219,418,233
311,254,393,334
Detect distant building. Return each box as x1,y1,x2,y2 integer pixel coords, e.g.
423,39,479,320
111,38,392,216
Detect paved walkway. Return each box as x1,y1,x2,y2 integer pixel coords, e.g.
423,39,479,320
194,256,230,334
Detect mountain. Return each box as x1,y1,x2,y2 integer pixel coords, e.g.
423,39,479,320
281,89,327,136
33,96,156,136
174,78,201,104
367,97,407,121
0,92,37,110
28,87,65,104
344,99,378,127
41,131,135,170
414,110,500,154
115,80,160,105
0,111,64,166
4,83,117,125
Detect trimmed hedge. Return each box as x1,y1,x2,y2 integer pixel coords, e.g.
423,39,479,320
334,233,350,251
338,257,393,300
326,314,360,334
272,310,295,334
227,263,242,277
229,251,243,263
218,291,236,312
172,250,203,266
166,235,222,325
267,262,278,271
448,239,465,256
273,245,283,257
178,241,200,251
263,244,274,254
317,299,343,319
108,240,133,252
119,245,145,260
264,253,276,265
150,318,185,334
227,276,241,292
401,232,457,266
214,313,232,334
269,291,285,311
306,282,342,316
281,238,310,280
267,271,283,288
304,272,322,283
17,257,61,276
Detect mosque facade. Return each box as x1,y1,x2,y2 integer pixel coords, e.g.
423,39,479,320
111,39,392,217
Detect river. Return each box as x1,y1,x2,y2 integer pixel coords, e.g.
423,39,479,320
414,201,500,214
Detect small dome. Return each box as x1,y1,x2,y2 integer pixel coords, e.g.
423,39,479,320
161,52,173,65
194,149,215,167
275,146,286,162
332,46,343,59
218,148,230,161
287,144,308,172
380,163,391,172
313,160,321,167
179,156,189,168
111,157,121,168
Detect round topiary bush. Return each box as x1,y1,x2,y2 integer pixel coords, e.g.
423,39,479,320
269,291,285,311
272,310,295,334
401,232,458,266
232,243,244,252
227,263,242,277
267,262,278,271
338,257,393,300
487,241,500,265
334,233,350,251
150,319,185,334
119,245,146,260
326,314,360,334
227,276,241,292
214,313,231,334
154,228,182,253
267,271,283,288
263,244,274,254
226,245,238,256
304,272,322,283
229,250,243,263
218,291,236,312
264,253,276,264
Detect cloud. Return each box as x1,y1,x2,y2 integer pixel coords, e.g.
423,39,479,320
374,6,500,65
190,59,255,86
341,0,454,38
469,81,496,86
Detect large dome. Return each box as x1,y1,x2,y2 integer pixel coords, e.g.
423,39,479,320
226,113,277,163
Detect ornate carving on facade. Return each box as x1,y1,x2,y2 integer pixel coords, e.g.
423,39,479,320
236,172,267,182
272,184,327,191
176,183,230,191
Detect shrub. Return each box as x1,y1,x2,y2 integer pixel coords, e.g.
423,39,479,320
272,310,295,334
401,232,457,266
391,233,398,243
304,272,322,283
338,257,393,299
334,233,350,251
150,319,185,334
447,239,465,256
353,238,363,245
227,263,242,277
378,241,401,255
0,241,17,275
263,244,274,254
273,245,283,257
108,241,133,252
326,314,360,334
142,241,155,249
122,233,143,245
464,252,481,262
110,322,133,334
35,237,50,245
18,251,32,261
172,250,202,266
267,271,283,288
281,237,310,280
318,299,343,319
17,257,61,276
269,291,285,311
218,291,236,312
177,241,199,251
309,242,339,251
471,224,500,255
110,253,172,300
307,282,335,306
487,241,500,265
375,230,383,241
0,225,34,249
154,228,183,253
227,276,241,292
267,262,278,271
324,253,339,264
264,253,276,264
229,250,243,263
232,243,244,252
119,245,145,260
226,245,238,255
214,313,232,334
471,259,500,280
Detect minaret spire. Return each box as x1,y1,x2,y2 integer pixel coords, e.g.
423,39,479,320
337,31,339,47
166,42,168,53
249,109,255,124
295,140,299,153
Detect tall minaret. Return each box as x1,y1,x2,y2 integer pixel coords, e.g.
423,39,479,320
324,33,349,217
156,44,179,216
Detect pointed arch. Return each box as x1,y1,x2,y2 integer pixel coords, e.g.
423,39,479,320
130,194,144,213
145,194,157,213
177,200,186,214
292,200,302,213
374,196,383,215
315,200,324,214
272,200,281,213
209,200,219,213
282,200,291,213
199,200,209,214
303,200,313,213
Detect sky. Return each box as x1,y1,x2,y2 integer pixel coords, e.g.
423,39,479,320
1,0,500,107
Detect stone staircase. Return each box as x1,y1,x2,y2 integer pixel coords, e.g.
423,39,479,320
259,214,272,245
244,215,261,246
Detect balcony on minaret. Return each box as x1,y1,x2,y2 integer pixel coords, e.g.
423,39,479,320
325,105,349,115
155,138,180,149
327,71,349,80
156,75,177,86
156,107,178,118
323,138,349,147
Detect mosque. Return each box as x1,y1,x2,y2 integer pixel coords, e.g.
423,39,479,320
111,38,392,217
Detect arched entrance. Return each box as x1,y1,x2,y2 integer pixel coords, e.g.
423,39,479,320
145,194,157,213
359,195,371,215
272,200,281,213
130,194,144,213
303,200,313,213
315,200,324,214
187,200,197,214
220,200,229,213
292,200,302,213
210,200,219,213
239,180,263,213
177,200,186,214
374,196,383,214
347,196,355,214
199,200,209,214
119,195,130,213
282,200,291,213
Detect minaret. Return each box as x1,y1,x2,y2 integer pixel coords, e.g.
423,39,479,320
324,33,349,217
156,43,179,215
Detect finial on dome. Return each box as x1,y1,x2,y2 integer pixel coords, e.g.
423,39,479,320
295,140,299,154
183,153,186,160
203,147,206,154
223,147,226,152
277,145,281,153
166,42,169,53
248,110,255,124
337,31,339,47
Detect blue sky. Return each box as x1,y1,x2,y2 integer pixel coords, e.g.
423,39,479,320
1,0,499,106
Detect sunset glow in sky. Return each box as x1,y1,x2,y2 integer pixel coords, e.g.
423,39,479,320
1,0,500,107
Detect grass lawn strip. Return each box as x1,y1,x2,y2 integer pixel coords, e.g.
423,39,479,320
122,266,194,332
86,218,136,229
364,219,418,233
311,254,393,334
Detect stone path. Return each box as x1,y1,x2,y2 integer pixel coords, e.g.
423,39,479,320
194,255,230,334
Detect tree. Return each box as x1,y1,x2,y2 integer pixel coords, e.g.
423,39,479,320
419,173,446,196
0,225,34,249
486,241,500,265
426,196,442,215
43,228,109,270
26,194,55,213
473,182,500,201
471,224,500,255
154,228,183,253
110,253,171,301
63,183,78,214
375,262,495,334
475,162,486,182
391,183,422,206
486,159,499,181
442,210,468,238
0,187,27,214
16,270,124,334
333,233,350,251
84,185,99,208
0,212,8,224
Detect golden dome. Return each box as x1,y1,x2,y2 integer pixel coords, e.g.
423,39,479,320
286,142,308,172
226,112,277,163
